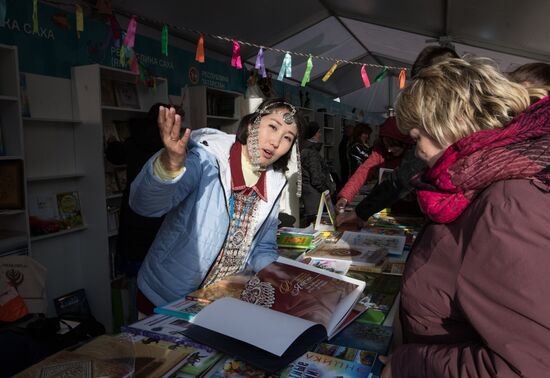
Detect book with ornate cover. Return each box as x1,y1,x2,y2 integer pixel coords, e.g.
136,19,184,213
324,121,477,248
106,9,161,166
183,257,366,372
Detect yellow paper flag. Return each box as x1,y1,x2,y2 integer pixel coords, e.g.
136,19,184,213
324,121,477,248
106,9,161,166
75,5,84,38
322,62,339,82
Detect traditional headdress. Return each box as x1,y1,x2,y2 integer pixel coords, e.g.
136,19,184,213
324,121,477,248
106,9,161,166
247,101,302,197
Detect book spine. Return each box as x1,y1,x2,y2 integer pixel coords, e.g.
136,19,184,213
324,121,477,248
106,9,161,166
153,307,195,321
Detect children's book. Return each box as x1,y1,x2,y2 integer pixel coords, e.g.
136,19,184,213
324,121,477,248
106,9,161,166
279,351,372,378
183,257,366,372
154,298,207,321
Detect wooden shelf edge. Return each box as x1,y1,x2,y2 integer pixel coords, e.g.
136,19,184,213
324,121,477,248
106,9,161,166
27,173,85,182
23,117,81,124
31,225,88,242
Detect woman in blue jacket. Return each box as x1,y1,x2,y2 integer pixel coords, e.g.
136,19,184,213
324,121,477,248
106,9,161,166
130,98,304,314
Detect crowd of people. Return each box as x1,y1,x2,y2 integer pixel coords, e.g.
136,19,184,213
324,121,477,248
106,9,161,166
120,46,549,377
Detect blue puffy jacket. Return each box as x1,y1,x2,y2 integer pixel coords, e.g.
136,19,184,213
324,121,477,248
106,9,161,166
130,128,286,306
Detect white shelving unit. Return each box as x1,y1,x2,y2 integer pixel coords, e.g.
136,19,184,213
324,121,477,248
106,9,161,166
183,85,243,133
71,64,168,329
0,44,30,257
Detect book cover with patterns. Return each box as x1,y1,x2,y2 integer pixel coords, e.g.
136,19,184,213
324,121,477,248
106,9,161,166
241,260,358,329
182,257,366,372
279,351,371,378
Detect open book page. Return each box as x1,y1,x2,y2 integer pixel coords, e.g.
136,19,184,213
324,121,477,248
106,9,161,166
190,257,365,357
191,297,319,356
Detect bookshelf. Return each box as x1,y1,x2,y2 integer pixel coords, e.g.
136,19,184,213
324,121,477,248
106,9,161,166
71,64,168,329
183,85,243,133
0,44,30,258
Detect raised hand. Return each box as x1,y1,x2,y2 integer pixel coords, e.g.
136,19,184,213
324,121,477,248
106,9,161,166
158,106,191,171
335,198,348,214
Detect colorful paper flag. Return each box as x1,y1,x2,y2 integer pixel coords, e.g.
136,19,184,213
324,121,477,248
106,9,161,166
196,33,205,63
322,62,339,82
255,48,266,78
277,53,292,81
301,55,313,87
231,40,242,69
32,0,38,33
161,24,168,56
361,65,371,88
399,69,406,89
123,16,137,48
75,5,83,38
375,66,388,82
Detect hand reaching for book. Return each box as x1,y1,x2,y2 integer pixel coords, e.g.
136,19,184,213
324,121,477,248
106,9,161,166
158,106,190,171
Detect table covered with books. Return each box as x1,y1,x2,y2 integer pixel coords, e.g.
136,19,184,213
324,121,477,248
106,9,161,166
15,211,425,378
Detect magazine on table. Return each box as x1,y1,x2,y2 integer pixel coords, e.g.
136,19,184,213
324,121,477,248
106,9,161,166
182,256,366,372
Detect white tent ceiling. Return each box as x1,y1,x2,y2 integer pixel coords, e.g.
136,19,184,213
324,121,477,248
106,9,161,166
106,0,550,112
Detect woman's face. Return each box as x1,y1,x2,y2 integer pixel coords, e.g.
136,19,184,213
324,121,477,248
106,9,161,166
409,128,446,167
360,132,370,144
251,107,298,167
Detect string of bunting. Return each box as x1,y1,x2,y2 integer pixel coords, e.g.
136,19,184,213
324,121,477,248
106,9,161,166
28,0,409,89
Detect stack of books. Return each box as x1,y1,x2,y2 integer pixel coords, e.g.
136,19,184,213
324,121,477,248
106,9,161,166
276,227,323,249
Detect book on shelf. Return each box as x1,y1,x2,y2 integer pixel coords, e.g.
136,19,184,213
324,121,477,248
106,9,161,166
115,168,127,191
279,351,372,378
56,191,84,229
182,256,366,372
100,77,117,106
154,298,207,321
19,72,31,117
0,159,24,209
113,81,140,109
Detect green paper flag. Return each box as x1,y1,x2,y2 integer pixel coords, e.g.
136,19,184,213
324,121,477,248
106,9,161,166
301,56,313,87
375,67,388,83
161,25,168,56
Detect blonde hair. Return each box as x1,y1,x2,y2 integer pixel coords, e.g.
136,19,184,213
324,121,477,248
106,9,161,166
396,57,541,147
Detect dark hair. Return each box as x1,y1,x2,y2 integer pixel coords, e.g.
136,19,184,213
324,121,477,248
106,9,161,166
304,121,321,140
508,63,550,88
352,123,372,144
236,98,304,172
411,45,460,78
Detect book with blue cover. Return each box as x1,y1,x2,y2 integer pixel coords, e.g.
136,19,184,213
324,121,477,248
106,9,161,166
154,298,206,321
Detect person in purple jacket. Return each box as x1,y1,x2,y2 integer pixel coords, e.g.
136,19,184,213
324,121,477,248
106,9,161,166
380,57,550,377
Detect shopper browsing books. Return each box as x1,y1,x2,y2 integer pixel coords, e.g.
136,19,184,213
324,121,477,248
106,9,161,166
381,58,550,377
129,98,304,314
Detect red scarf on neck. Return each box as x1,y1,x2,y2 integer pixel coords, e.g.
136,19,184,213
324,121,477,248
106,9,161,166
413,96,550,224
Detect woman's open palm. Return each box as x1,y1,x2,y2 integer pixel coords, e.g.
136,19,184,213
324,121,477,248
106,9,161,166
158,106,190,171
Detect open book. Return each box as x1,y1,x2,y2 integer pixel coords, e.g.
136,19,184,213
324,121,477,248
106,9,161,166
182,257,365,372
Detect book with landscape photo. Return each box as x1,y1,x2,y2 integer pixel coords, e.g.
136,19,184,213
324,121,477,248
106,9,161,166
279,351,371,378
182,257,365,372
304,240,387,268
